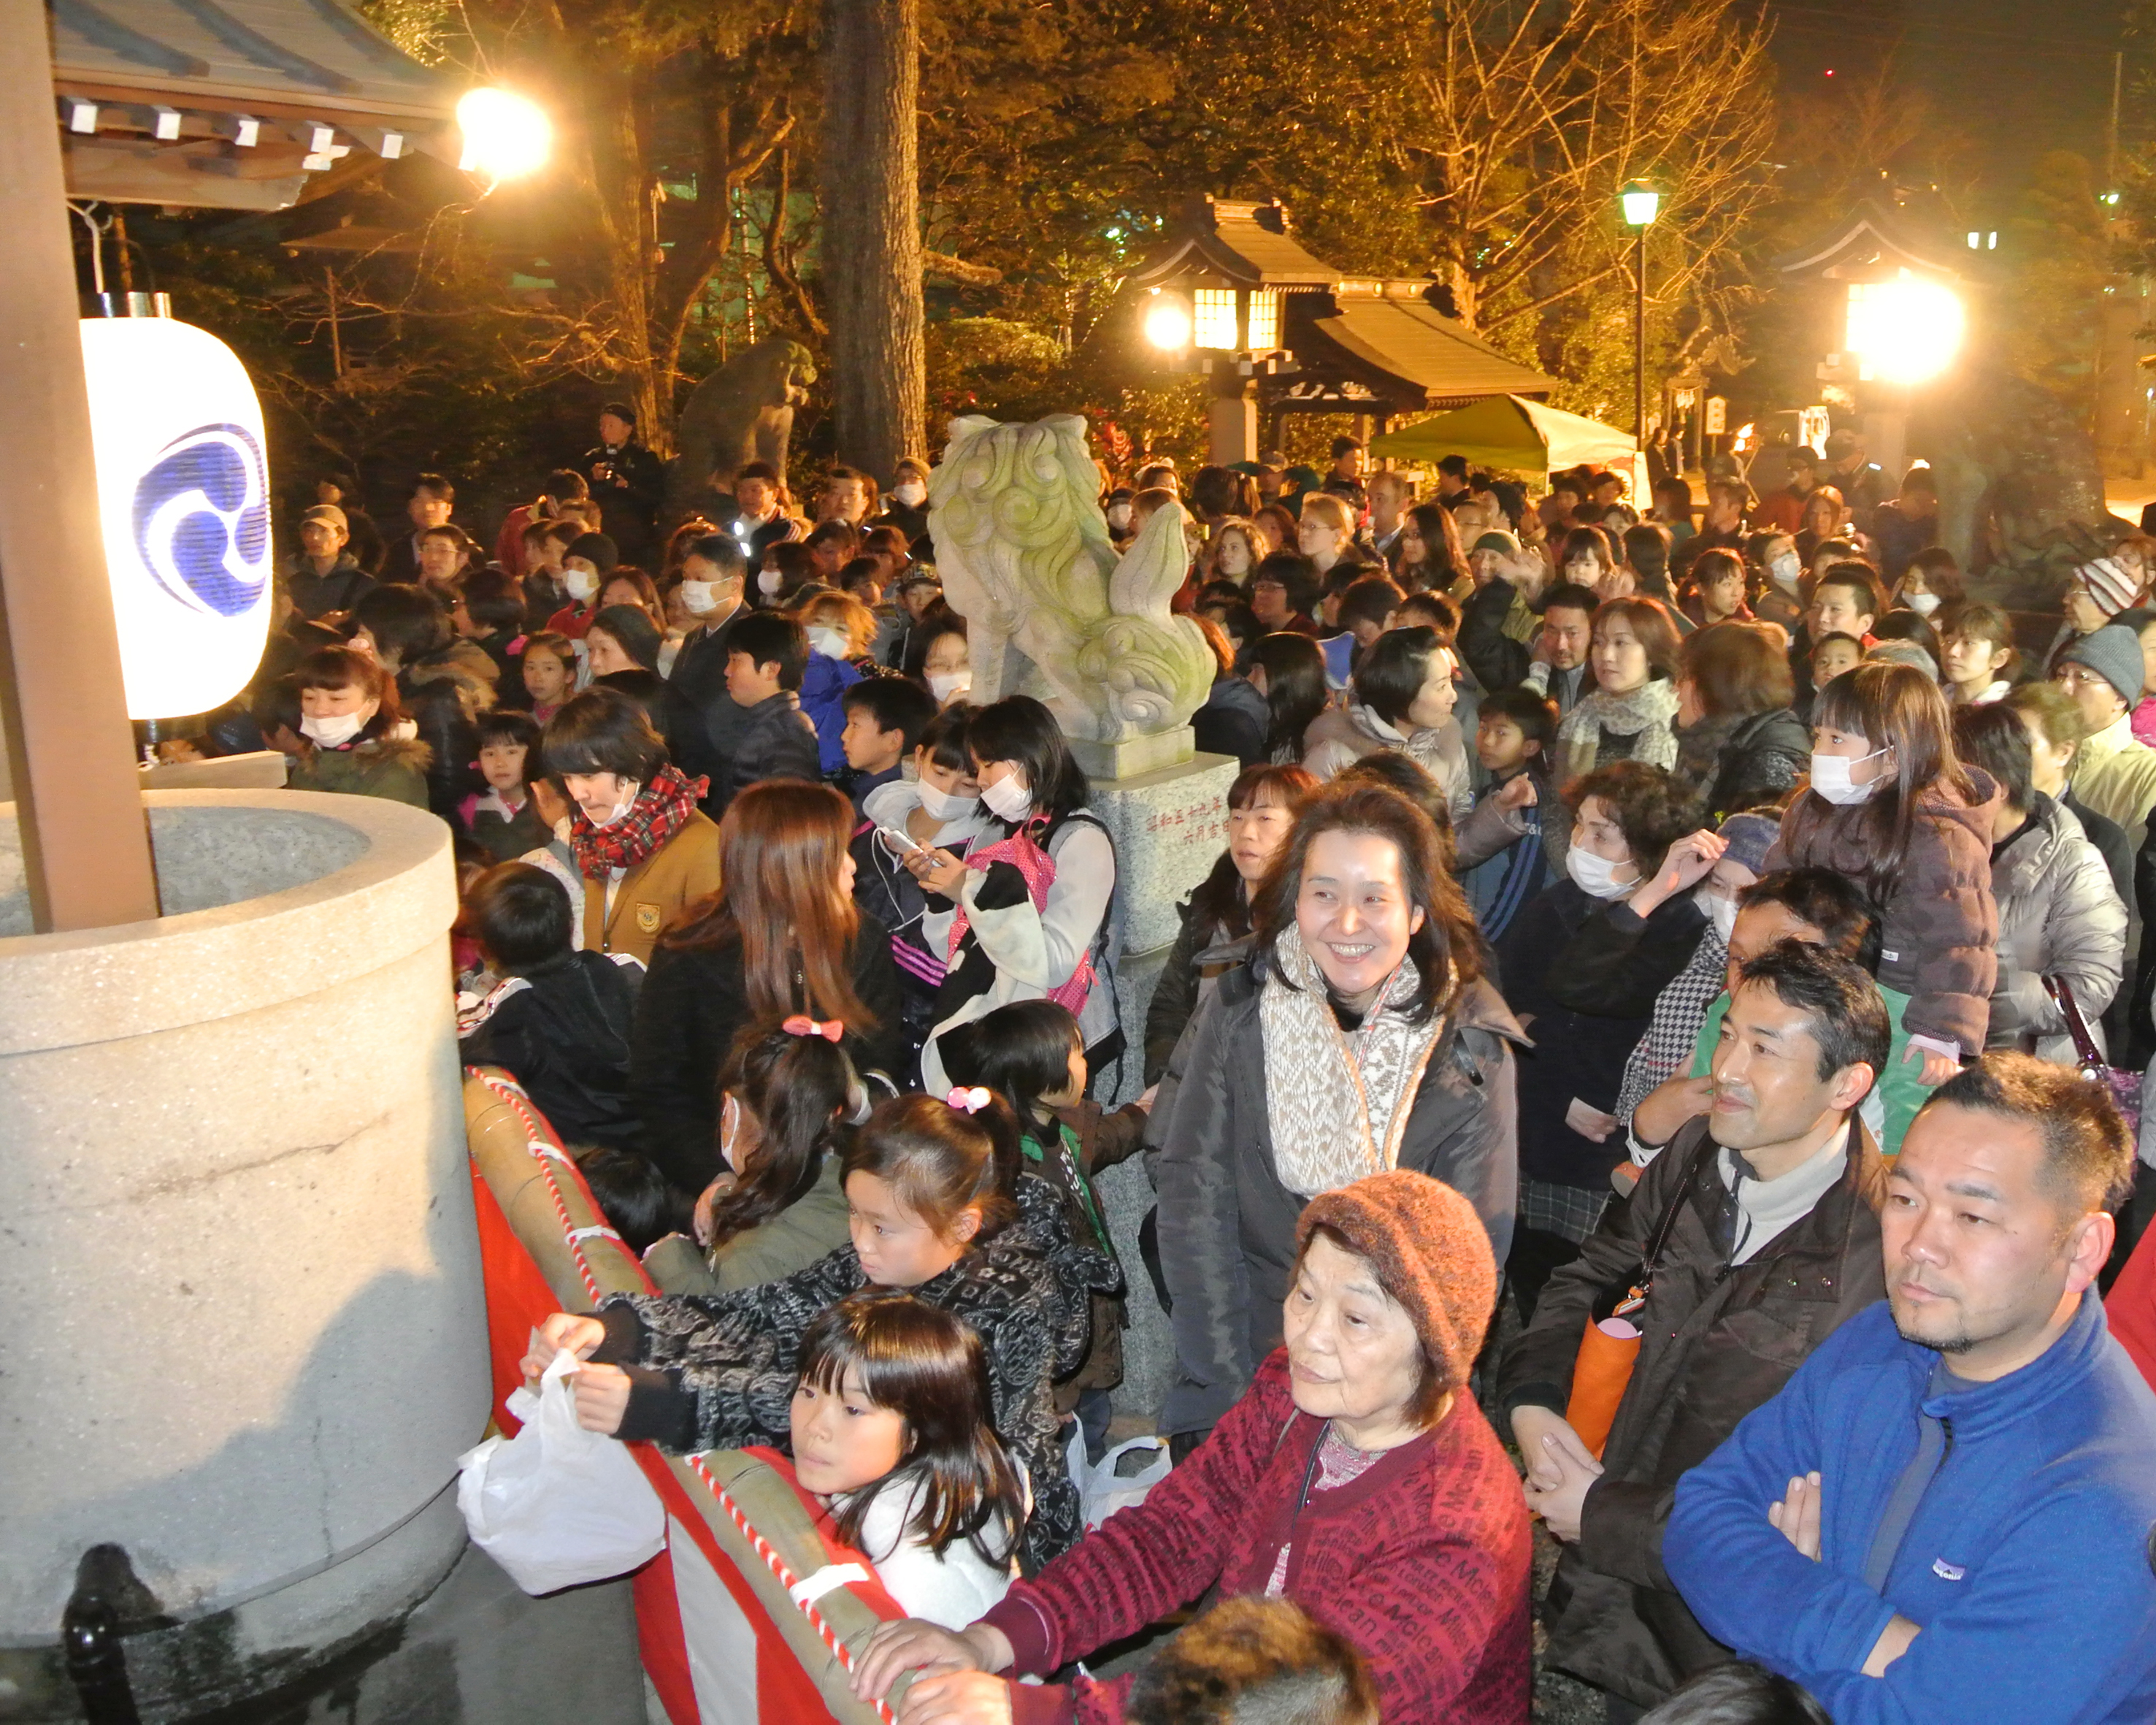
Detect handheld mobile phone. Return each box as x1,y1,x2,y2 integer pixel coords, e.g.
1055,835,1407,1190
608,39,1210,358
876,824,927,855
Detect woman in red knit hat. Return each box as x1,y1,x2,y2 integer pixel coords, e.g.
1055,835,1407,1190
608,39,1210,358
851,1169,1532,1725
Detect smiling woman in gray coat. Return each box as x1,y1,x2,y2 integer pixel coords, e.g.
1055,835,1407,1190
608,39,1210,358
1953,704,2128,1063
1150,782,1524,1445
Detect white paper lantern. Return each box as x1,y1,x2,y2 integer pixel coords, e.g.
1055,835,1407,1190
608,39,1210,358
79,317,274,719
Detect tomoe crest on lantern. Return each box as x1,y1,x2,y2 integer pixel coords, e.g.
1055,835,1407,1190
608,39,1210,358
131,423,272,618
81,318,275,719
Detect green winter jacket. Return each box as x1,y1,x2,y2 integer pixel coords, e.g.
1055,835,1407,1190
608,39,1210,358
287,735,432,808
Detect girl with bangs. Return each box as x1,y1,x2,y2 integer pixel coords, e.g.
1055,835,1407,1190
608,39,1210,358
285,645,432,808
1769,660,2000,1085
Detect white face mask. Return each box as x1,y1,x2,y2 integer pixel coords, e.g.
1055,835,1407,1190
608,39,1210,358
1810,748,1888,806
591,782,640,826
917,781,977,822
1903,590,1941,617
1769,552,1801,590
1567,844,1635,900
562,567,599,603
927,670,971,703
1105,504,1132,530
894,481,928,508
301,710,368,747
807,624,851,659
1695,884,1739,944
758,569,784,597
679,579,721,616
981,772,1034,824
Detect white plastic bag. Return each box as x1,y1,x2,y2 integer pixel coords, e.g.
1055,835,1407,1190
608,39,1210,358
456,1350,667,1594
1064,1430,1171,1529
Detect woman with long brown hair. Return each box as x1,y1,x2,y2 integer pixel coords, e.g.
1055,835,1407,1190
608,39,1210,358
629,779,902,1194
1150,781,1524,1450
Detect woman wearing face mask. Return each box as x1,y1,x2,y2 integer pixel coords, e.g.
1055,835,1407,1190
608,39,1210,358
285,646,432,807
1749,532,1806,630
878,459,933,541
1671,620,1810,821
1552,596,1684,786
1607,810,1780,1145
546,532,621,638
1891,548,1963,620
541,686,721,966
1496,760,1706,1318
632,779,902,1194
791,589,879,772
851,705,991,1077
905,612,972,708
1144,765,1320,1085
908,698,1118,1095
1148,785,1524,1452
1763,661,1999,1089
1301,627,1474,819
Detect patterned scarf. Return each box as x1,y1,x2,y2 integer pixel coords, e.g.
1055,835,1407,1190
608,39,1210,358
567,763,708,877
1556,678,1681,772
1260,923,1450,1198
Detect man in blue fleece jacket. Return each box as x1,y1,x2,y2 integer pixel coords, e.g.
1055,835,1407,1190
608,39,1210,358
1665,1053,2156,1725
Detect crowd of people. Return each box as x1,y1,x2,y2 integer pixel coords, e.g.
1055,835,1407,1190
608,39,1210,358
195,409,2156,1725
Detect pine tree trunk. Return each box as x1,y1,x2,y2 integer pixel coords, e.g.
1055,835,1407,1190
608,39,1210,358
822,0,925,479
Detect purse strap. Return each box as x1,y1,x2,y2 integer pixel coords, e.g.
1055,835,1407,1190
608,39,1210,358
2043,974,2107,1073
1635,1128,1721,1295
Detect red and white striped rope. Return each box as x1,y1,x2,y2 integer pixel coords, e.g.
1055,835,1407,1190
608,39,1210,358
473,1069,895,1724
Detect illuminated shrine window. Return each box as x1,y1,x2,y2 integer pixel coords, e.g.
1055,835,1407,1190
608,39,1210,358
1193,289,1239,350
1246,290,1281,353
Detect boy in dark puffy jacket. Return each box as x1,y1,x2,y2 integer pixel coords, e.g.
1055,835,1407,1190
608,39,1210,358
459,862,642,1147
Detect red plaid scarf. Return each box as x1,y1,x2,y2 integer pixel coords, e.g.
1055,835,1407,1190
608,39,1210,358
568,763,708,877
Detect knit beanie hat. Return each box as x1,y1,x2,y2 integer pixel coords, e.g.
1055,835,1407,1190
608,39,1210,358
564,532,620,578
1716,810,1779,876
2057,624,2145,706
1294,1171,1496,1392
2075,556,2141,621
1473,530,1522,556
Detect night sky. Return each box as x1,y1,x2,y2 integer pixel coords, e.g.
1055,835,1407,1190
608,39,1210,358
1765,0,2129,204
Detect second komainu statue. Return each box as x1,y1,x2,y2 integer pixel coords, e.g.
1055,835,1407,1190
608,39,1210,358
927,415,1217,775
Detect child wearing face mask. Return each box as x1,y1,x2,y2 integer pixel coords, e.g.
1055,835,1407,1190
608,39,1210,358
285,646,432,807
787,1293,1027,1626
1763,661,1998,1089
912,697,1121,1096
853,706,992,1076
1496,760,1708,1319
645,1019,868,1295
791,591,876,773
522,1091,1114,1571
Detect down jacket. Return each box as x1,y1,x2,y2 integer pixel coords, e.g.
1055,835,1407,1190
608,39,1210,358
1986,793,2128,1064
1497,1114,1889,1709
1764,769,2000,1055
1151,955,1524,1437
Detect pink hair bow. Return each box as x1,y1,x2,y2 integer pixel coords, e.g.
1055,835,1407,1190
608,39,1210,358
945,1086,991,1114
782,1015,843,1041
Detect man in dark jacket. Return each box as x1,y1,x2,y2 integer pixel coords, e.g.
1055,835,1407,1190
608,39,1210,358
282,505,372,621
1461,563,1599,717
716,611,821,806
668,532,755,799
580,403,665,567
1499,941,1891,1720
1666,1053,2156,1725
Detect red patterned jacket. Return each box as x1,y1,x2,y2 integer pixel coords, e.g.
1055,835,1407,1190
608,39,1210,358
984,1350,1531,1724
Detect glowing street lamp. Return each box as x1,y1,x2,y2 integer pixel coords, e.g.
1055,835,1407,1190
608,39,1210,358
1619,181,1662,441
457,88,552,181
1143,291,1193,352
1844,273,1965,386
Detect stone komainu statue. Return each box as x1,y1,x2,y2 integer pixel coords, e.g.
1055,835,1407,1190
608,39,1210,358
666,335,817,523
928,415,1216,761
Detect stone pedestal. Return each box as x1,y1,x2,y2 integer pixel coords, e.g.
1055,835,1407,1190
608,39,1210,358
1084,751,1239,1427
0,789,485,1717
1067,724,1197,785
